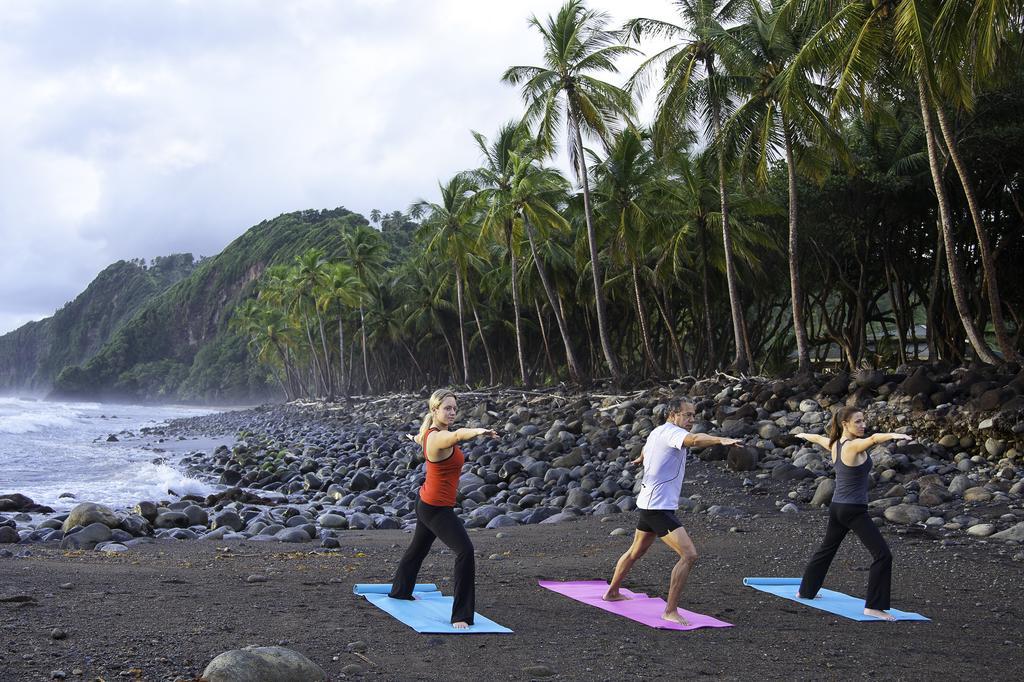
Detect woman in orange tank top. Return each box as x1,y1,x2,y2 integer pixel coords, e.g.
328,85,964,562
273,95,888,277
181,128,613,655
387,389,497,628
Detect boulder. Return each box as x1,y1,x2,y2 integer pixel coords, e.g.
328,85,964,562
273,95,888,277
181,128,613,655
726,446,758,472
212,511,244,532
990,522,1024,543
810,479,835,507
62,503,119,532
883,504,930,525
201,646,326,682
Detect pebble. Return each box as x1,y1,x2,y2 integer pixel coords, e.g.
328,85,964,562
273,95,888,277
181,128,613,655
610,528,628,536
346,641,367,653
50,628,67,640
522,664,556,678
245,574,268,583
780,503,799,514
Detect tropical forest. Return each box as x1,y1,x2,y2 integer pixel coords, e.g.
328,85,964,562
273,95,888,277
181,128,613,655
7,0,1023,403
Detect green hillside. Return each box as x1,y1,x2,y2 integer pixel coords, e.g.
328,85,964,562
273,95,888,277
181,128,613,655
51,208,369,402
0,255,195,393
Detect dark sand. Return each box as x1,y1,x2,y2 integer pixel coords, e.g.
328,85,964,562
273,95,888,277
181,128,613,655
2,459,1019,681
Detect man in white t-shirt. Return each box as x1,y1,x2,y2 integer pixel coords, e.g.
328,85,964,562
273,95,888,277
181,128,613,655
603,398,741,625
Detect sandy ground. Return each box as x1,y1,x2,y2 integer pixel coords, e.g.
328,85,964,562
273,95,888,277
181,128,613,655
1,459,1020,682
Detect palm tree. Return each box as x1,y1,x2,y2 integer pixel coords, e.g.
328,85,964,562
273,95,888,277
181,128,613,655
411,173,482,385
503,0,638,384
590,126,664,375
470,122,532,385
502,143,587,384
339,224,389,393
791,0,1003,363
720,0,840,374
293,248,333,397
317,262,364,398
624,0,754,371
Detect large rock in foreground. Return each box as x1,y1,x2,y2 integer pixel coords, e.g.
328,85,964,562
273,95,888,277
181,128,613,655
201,646,326,682
62,503,119,532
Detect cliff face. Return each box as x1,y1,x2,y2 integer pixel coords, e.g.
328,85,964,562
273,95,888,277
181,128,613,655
49,207,366,402
0,254,196,394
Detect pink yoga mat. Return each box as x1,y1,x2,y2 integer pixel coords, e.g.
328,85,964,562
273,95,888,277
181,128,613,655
538,580,733,631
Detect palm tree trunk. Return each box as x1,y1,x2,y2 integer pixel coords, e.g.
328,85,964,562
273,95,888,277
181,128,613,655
471,302,496,386
926,226,944,361
523,220,585,383
571,107,623,384
337,318,347,399
315,309,333,398
359,304,373,393
933,105,1019,362
916,72,999,365
630,262,660,376
303,317,327,397
455,271,470,384
506,223,529,386
699,217,715,372
712,90,750,372
653,286,686,374
534,297,558,381
782,121,811,375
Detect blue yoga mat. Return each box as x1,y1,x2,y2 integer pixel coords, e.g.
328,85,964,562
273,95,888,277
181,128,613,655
743,578,930,622
352,583,513,634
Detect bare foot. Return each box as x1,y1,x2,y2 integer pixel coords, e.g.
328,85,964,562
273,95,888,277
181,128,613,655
864,608,896,621
452,621,469,629
602,590,629,602
662,610,691,626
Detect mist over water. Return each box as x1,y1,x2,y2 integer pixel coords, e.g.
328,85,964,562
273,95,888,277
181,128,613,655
0,397,222,511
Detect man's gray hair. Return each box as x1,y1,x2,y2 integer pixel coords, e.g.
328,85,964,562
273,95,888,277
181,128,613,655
665,397,695,416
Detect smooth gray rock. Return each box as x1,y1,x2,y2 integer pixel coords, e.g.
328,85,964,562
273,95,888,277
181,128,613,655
61,503,119,532
201,646,326,682
317,513,348,529
883,504,930,525
810,479,835,507
212,511,244,532
275,528,311,543
990,522,1024,542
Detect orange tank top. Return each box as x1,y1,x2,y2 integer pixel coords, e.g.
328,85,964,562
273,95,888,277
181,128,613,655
419,428,464,507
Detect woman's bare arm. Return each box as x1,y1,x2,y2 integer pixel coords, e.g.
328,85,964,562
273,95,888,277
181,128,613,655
794,433,831,450
842,432,912,458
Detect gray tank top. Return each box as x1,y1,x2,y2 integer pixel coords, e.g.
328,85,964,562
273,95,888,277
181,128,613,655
832,440,871,505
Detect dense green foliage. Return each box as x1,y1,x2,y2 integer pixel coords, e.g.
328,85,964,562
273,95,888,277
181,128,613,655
0,254,195,393
49,209,369,401
3,1,1021,403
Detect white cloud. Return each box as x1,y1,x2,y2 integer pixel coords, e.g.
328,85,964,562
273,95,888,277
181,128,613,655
0,0,679,334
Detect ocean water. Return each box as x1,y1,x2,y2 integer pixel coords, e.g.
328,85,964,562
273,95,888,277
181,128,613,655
0,397,225,512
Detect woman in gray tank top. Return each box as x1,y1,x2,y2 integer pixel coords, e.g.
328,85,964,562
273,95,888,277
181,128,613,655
792,406,911,620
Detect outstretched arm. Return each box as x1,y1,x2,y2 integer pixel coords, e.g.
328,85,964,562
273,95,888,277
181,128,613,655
429,427,499,449
843,432,911,456
794,433,830,450
682,433,742,449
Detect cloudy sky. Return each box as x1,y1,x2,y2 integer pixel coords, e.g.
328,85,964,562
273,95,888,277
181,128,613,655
0,0,679,335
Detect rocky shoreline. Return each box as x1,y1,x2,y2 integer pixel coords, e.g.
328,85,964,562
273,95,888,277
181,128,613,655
2,364,1023,556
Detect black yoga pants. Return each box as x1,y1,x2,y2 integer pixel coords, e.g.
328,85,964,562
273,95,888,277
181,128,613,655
388,497,476,624
799,502,892,610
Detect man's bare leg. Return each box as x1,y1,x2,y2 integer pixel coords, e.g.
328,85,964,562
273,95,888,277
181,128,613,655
603,530,656,601
659,527,698,625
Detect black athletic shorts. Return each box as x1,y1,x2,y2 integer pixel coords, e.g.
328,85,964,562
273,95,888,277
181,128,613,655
636,509,682,537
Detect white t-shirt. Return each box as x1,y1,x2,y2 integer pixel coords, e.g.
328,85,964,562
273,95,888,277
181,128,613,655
636,422,690,511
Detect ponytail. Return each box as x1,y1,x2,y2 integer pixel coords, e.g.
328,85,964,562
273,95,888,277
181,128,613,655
416,388,456,445
828,406,861,447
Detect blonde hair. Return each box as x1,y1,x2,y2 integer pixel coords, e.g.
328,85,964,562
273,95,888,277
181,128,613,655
416,388,457,444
